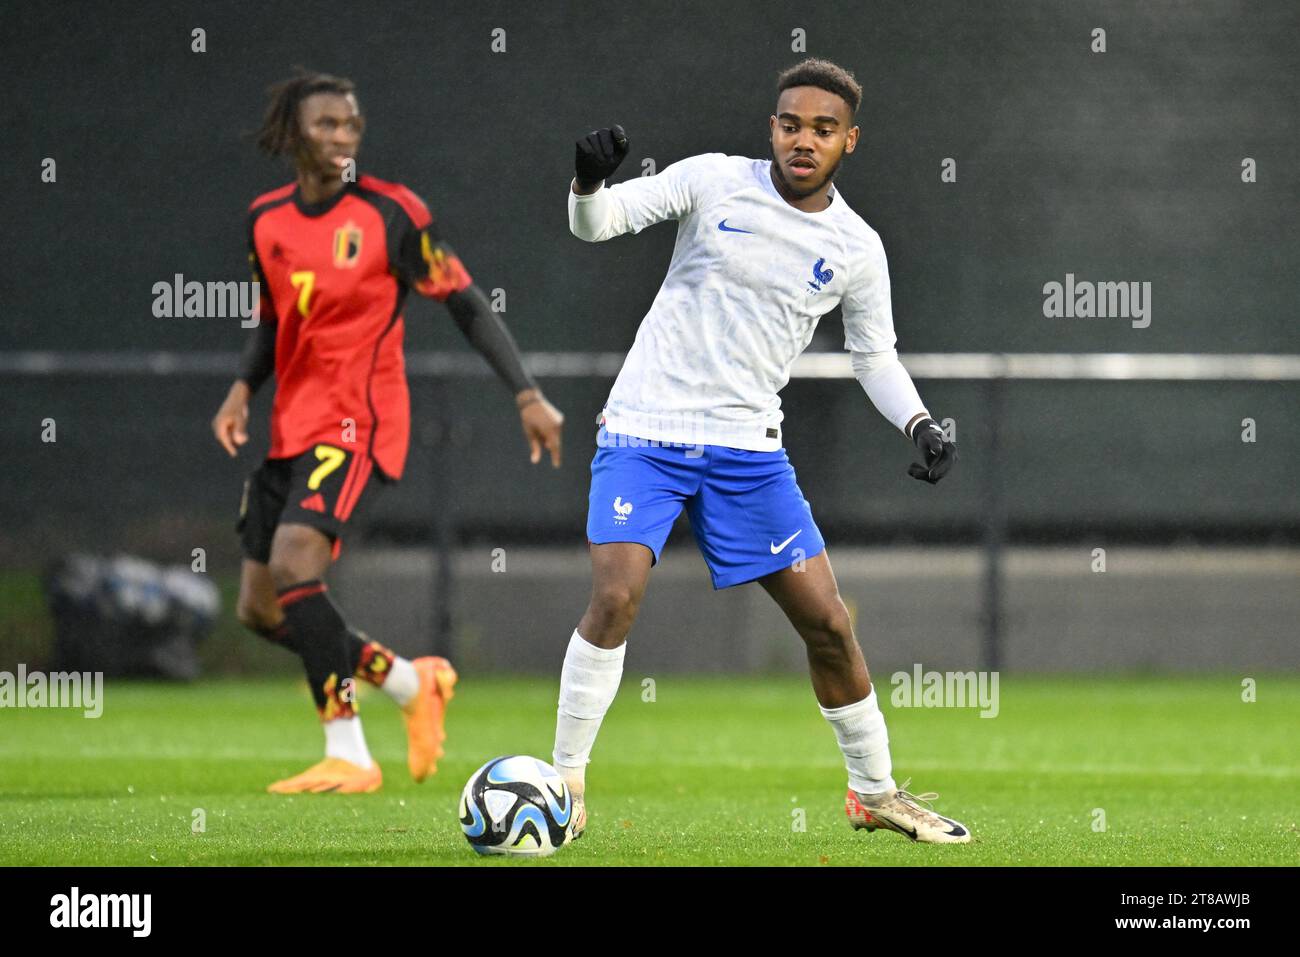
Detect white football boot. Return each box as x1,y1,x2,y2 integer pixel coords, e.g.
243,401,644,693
845,778,971,844
559,769,586,841
570,790,587,841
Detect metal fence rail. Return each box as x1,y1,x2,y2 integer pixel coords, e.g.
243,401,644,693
4,350,1300,380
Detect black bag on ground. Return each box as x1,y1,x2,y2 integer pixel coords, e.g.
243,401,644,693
44,553,219,680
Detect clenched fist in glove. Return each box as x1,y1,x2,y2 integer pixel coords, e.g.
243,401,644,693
908,416,957,485
575,125,630,190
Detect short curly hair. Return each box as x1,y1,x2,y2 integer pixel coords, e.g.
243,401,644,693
776,58,862,115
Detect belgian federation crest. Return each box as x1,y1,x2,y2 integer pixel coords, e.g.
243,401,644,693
333,222,363,268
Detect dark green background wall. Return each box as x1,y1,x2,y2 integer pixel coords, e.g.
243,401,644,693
4,0,1297,561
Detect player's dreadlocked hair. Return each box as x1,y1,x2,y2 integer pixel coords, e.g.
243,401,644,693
776,58,863,115
255,68,358,158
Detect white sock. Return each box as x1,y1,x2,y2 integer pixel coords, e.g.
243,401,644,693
324,716,373,768
820,688,896,795
553,629,625,792
382,657,420,707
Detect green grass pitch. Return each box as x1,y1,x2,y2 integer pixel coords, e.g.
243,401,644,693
1,675,1296,866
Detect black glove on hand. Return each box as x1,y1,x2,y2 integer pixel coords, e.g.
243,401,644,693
908,416,957,485
575,125,629,189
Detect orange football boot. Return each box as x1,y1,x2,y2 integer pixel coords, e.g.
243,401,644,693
403,656,458,782
266,757,382,794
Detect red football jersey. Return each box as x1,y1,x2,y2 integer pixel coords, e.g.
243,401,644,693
247,175,472,480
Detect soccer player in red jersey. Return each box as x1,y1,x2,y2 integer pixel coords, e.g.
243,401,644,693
211,70,564,794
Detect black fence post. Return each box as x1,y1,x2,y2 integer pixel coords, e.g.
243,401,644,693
427,379,456,659
981,371,1006,672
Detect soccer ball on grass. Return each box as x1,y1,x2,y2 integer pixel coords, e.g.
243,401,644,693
458,755,574,856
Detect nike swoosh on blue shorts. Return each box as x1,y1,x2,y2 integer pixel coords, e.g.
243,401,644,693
586,427,826,589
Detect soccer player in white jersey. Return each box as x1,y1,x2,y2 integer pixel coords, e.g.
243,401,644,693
555,58,970,844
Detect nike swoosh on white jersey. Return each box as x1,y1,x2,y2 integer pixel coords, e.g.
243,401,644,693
770,530,803,554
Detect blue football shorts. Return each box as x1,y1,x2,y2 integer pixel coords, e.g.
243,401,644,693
586,427,827,589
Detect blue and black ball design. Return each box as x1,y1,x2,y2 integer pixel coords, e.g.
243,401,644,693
459,755,573,856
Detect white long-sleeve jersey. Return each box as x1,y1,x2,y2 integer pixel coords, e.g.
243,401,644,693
569,153,927,450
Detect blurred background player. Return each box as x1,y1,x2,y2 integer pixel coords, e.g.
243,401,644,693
211,69,565,794
554,59,969,843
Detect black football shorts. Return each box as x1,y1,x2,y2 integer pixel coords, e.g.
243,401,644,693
237,444,386,563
